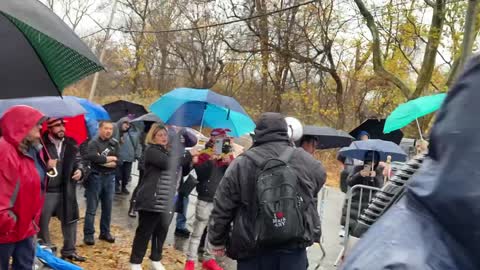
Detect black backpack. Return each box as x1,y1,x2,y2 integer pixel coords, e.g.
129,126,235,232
245,147,306,247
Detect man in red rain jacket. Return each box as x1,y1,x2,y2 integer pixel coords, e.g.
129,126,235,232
0,105,48,270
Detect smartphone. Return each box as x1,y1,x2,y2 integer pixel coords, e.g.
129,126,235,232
214,138,224,155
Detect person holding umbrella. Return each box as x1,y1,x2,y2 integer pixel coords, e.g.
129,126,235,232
38,118,87,262
0,106,49,270
340,151,384,235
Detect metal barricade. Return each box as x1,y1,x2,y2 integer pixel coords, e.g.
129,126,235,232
334,184,381,267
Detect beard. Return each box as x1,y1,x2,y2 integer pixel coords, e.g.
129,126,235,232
52,131,65,140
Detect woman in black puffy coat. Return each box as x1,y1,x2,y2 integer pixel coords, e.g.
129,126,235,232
129,123,194,270
340,151,384,235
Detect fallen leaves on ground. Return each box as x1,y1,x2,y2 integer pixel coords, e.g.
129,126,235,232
48,215,187,270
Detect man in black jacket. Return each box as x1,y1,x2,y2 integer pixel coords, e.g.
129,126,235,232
207,113,326,270
83,121,119,246
38,118,86,262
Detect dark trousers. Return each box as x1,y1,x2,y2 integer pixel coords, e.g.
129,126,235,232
116,161,133,191
38,192,77,256
0,237,35,270
237,248,308,270
130,211,173,264
175,195,189,230
84,172,115,237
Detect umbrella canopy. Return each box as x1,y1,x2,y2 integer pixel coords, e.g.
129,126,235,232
131,112,162,124
65,96,109,121
350,119,404,145
150,88,249,121
150,88,255,137
0,0,103,99
297,125,354,149
64,96,109,138
339,139,407,162
383,93,447,134
0,96,86,118
103,100,148,122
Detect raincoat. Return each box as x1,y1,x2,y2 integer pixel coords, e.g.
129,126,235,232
341,55,480,269
0,106,46,243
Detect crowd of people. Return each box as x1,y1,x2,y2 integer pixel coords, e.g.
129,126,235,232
0,105,328,270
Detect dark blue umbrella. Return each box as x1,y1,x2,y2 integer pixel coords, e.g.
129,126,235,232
339,139,407,162
0,96,85,117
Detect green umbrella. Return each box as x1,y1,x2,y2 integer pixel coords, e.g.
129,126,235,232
383,93,447,136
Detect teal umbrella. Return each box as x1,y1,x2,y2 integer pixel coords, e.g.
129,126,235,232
383,93,447,137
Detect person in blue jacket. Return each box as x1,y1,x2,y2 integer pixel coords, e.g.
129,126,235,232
341,55,480,270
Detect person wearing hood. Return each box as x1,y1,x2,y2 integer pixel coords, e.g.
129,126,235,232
340,56,480,270
207,112,326,270
184,128,234,270
0,105,50,270
114,117,142,194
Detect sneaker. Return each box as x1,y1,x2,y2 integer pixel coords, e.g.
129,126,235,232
184,260,195,270
115,188,122,195
99,233,115,243
122,188,130,195
83,235,95,246
339,229,345,238
175,228,191,238
151,260,165,270
131,264,142,270
202,259,223,270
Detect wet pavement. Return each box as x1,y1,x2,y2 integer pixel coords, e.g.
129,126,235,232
77,163,343,270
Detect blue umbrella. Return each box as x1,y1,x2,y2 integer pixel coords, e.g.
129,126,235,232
64,96,109,120
150,88,254,137
64,96,109,138
0,96,85,117
339,139,407,162
36,244,82,270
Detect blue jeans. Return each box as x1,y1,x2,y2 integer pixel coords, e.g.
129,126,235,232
176,195,189,230
84,172,115,237
237,248,308,270
0,237,35,270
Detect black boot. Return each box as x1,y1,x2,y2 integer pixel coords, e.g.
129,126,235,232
128,200,137,218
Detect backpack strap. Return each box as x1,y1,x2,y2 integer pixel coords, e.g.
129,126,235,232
243,148,265,168
278,147,295,164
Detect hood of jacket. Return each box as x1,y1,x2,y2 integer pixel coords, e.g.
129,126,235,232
406,55,480,266
253,112,289,146
1,105,45,149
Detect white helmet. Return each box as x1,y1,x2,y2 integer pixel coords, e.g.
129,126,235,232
285,117,303,141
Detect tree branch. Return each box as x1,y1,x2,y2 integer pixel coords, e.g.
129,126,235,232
353,0,412,99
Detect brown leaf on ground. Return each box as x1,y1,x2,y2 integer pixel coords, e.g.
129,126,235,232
48,214,187,270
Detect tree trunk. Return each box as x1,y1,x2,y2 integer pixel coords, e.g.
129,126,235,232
412,0,446,99
255,0,270,111
447,0,478,86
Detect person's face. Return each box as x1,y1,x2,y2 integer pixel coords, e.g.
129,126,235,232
360,135,369,141
121,122,130,131
99,123,114,139
49,122,65,139
154,129,168,146
301,140,316,155
25,123,42,144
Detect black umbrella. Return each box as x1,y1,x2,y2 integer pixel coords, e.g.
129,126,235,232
103,100,148,122
297,125,354,149
0,0,103,99
350,119,404,145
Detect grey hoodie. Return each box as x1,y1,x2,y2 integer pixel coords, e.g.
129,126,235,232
114,117,142,162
